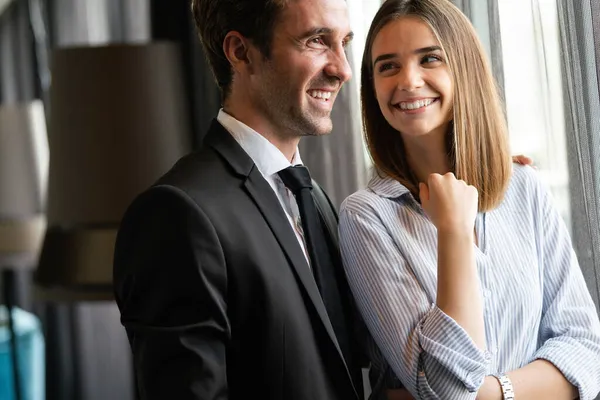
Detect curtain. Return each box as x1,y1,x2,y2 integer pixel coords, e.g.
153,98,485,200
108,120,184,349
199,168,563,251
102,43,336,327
0,0,36,104
149,0,220,149
452,0,505,99
558,0,600,326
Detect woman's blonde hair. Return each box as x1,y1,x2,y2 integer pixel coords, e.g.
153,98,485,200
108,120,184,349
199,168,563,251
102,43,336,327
361,0,511,211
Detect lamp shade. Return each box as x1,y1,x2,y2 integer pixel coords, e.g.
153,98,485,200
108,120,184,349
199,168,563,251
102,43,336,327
34,42,191,301
0,101,49,269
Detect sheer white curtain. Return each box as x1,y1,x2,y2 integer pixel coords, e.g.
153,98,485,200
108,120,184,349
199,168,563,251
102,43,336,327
498,0,572,227
499,0,600,323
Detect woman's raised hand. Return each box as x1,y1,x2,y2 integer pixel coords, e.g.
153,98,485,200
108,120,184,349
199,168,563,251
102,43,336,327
419,172,478,235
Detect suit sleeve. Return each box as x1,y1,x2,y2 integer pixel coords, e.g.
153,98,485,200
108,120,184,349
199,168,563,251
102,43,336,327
113,184,229,400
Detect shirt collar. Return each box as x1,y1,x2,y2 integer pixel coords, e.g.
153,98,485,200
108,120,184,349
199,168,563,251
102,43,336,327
217,109,303,177
368,170,412,199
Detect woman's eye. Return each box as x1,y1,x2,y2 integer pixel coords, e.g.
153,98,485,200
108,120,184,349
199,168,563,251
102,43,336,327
378,63,395,73
422,54,442,64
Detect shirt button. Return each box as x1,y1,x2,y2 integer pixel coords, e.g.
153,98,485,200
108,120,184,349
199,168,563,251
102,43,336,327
483,289,492,298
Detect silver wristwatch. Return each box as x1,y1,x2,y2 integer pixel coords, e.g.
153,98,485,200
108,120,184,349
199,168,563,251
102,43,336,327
495,374,515,400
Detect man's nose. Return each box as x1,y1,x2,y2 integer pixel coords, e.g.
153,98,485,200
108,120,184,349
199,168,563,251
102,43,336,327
324,46,353,84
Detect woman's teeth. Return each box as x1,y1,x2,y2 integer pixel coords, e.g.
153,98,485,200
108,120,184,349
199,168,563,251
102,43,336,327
398,98,435,110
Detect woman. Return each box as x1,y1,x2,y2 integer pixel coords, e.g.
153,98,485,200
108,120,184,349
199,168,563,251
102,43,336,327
339,0,600,399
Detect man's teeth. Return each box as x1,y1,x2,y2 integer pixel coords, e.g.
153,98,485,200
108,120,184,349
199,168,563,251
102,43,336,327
398,98,435,110
308,90,332,100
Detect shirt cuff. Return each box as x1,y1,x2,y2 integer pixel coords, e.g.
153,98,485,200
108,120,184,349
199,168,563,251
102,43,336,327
417,305,491,392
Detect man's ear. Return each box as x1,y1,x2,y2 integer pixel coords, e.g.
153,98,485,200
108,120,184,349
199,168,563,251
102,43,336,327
223,32,257,74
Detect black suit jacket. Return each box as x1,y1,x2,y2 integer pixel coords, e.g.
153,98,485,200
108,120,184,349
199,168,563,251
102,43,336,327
113,120,366,400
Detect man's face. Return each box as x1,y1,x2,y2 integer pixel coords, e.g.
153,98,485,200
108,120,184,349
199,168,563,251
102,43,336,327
251,0,353,138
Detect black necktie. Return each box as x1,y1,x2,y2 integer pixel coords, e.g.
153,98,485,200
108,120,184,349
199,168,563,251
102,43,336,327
278,165,350,362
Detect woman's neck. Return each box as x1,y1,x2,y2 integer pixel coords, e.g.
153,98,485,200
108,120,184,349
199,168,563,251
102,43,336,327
404,132,451,184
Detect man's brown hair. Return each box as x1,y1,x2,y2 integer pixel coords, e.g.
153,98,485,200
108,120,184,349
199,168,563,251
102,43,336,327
191,0,288,100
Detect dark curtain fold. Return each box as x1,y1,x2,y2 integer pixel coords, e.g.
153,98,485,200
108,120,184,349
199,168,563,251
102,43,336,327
486,0,505,99
452,0,472,18
149,0,220,149
0,0,37,103
593,0,600,98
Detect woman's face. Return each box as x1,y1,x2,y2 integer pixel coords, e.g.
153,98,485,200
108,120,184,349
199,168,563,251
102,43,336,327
371,16,453,142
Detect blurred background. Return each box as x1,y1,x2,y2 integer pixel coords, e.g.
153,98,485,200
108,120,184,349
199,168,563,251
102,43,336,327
0,0,598,399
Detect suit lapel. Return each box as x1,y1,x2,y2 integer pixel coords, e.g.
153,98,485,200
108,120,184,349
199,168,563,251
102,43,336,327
243,170,342,344
204,120,349,372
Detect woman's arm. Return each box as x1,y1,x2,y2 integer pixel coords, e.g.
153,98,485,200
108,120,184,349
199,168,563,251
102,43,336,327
420,173,486,349
385,360,577,400
477,360,577,400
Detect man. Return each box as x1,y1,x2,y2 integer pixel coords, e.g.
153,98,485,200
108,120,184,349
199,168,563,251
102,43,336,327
113,0,366,399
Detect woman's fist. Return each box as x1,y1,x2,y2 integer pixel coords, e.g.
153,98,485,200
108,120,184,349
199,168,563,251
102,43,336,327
419,172,478,235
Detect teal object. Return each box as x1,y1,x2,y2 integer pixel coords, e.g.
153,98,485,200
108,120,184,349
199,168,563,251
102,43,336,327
0,306,45,400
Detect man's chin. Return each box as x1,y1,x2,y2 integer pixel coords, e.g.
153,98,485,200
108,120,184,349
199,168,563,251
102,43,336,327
302,116,333,137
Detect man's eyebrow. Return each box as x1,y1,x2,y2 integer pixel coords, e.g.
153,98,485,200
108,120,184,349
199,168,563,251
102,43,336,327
372,46,442,66
300,27,333,37
299,27,355,41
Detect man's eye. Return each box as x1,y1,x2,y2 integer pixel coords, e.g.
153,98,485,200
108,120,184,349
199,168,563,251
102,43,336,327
310,37,325,45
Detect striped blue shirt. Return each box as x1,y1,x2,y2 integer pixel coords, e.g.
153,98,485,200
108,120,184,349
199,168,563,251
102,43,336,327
339,164,600,399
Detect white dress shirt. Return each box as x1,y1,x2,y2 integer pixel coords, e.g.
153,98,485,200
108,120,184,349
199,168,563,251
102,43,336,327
217,109,310,264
